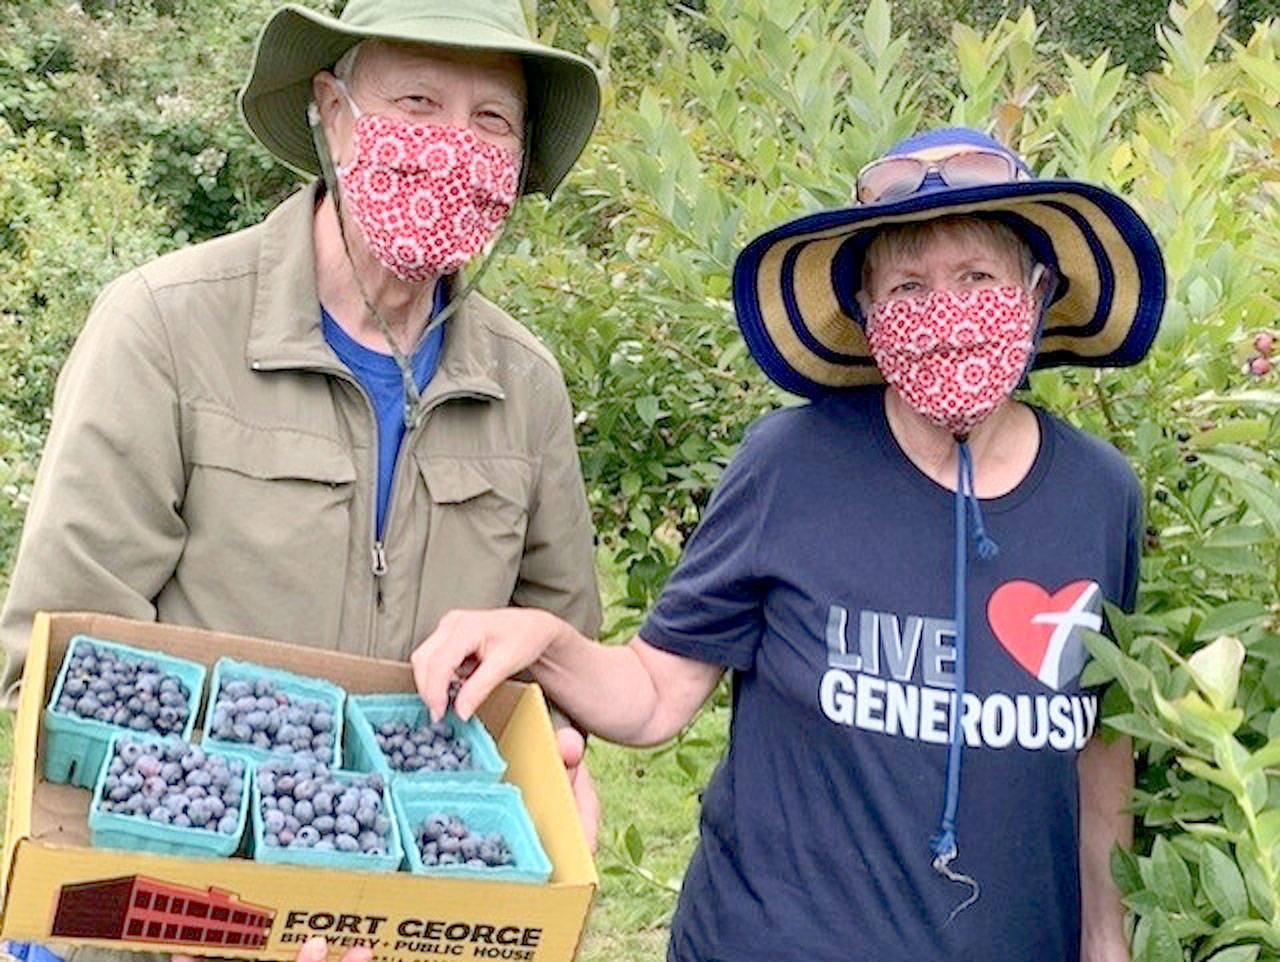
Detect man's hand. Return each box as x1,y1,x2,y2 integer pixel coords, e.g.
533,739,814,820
556,725,600,851
173,934,370,962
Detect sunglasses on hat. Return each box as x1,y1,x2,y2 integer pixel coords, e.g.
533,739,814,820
855,148,1028,205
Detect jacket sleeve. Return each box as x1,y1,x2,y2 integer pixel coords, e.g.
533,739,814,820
510,373,602,638
0,270,187,697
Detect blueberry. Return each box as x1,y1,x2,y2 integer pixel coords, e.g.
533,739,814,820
335,814,359,836
335,834,359,852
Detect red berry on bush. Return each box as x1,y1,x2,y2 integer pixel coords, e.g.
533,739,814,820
1254,331,1275,356
1249,355,1272,377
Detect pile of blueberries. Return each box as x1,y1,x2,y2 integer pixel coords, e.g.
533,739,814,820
256,757,393,855
53,642,191,735
413,812,514,869
373,717,475,773
208,676,336,763
97,736,244,835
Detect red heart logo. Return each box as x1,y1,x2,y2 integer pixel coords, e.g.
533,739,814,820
987,580,1100,689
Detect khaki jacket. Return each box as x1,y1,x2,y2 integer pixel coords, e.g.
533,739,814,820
0,185,601,692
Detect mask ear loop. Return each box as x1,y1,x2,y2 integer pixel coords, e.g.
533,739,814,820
1021,262,1057,380
308,99,529,430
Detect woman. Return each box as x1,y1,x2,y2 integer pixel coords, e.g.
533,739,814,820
413,127,1165,962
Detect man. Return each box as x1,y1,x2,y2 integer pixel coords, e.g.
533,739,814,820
411,128,1166,961
1,4,602,957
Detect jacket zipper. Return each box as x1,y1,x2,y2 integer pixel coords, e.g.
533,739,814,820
367,387,489,648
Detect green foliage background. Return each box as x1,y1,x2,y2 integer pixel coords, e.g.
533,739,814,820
2,0,1280,958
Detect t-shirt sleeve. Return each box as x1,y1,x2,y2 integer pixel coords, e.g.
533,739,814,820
639,424,772,672
1119,461,1143,614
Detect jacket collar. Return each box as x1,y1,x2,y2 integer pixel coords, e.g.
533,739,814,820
246,184,505,403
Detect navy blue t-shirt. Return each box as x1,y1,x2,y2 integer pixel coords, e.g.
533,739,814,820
641,386,1141,962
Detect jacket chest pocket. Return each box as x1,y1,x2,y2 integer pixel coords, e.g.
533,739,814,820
414,454,532,591
180,408,357,641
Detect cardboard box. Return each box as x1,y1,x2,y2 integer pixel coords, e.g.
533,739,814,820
1,612,597,961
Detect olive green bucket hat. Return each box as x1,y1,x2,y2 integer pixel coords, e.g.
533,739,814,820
240,0,601,196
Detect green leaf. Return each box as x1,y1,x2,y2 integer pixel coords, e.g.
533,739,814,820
623,822,644,864
1203,524,1270,549
1188,418,1271,447
1195,919,1275,960
1241,738,1280,776
1200,842,1249,919
1133,908,1182,962
862,0,891,59
1186,635,1246,711
1194,603,1269,642
1145,836,1195,911
635,395,662,427
1203,944,1260,962
1154,687,1243,744
1112,845,1143,895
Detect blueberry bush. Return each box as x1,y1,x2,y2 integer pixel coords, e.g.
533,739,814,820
2,0,1279,959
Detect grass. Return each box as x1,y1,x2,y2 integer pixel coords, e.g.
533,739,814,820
578,701,727,962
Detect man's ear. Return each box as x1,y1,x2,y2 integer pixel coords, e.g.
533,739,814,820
310,71,349,164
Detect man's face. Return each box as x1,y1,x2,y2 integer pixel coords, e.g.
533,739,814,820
858,226,1028,314
314,40,527,163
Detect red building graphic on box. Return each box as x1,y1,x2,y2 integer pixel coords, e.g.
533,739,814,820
52,875,274,949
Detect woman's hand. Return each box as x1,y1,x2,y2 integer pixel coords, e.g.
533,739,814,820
411,607,569,722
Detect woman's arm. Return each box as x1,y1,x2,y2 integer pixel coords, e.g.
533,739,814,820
1078,734,1134,962
412,607,724,746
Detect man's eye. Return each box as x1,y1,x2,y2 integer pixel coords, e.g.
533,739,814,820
476,110,515,134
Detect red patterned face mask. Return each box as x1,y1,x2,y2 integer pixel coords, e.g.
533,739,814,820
866,286,1037,436
335,95,520,282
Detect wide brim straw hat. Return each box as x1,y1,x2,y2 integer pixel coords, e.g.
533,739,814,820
733,127,1167,398
240,0,601,196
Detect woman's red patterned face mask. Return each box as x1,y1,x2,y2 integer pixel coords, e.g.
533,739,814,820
866,286,1037,436
335,87,520,282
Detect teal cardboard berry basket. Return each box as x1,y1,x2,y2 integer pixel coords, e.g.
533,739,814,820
88,732,250,858
249,761,402,873
200,657,345,769
42,635,206,789
344,693,506,785
392,781,552,884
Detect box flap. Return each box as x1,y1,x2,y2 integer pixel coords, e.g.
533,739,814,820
499,686,597,887
3,612,46,898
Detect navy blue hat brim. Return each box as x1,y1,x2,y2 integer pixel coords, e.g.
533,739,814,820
734,178,1166,398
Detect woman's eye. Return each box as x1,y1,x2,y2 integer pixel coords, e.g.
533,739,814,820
889,281,921,295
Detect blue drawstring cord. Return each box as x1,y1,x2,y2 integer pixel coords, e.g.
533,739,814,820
960,440,1000,561
928,436,996,921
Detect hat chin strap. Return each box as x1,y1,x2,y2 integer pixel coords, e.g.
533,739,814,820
307,103,528,430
